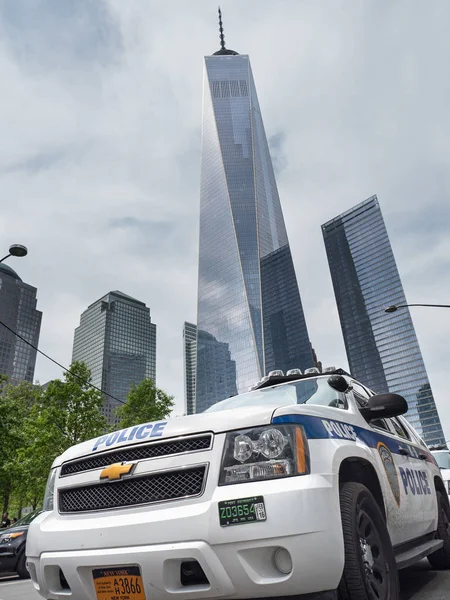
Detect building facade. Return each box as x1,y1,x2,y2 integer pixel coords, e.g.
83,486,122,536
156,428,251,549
0,263,42,384
196,38,313,411
72,291,156,422
183,322,197,415
322,195,444,445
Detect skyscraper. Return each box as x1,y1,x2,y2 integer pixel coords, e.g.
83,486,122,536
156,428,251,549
0,263,42,384
322,195,444,445
195,13,313,411
72,291,156,422
183,322,197,415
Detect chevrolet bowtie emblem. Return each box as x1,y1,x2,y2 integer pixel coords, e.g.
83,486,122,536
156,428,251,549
100,462,134,481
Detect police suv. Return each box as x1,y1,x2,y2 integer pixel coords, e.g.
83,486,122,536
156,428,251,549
27,368,450,600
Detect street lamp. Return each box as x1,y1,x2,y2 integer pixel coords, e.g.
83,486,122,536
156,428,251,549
0,244,28,264
385,303,450,314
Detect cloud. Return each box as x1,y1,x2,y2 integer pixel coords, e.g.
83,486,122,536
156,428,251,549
1,0,449,439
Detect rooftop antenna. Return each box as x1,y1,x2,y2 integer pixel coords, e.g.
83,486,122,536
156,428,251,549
218,6,226,51
213,7,238,56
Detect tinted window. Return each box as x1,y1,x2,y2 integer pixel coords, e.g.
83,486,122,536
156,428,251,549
390,417,410,440
370,418,390,432
351,381,370,400
400,418,428,448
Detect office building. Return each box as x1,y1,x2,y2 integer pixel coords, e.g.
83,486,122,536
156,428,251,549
183,322,197,415
195,13,313,411
73,291,156,422
322,195,445,445
0,264,42,384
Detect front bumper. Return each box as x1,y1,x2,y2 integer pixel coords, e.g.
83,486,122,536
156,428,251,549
27,474,343,600
0,542,22,574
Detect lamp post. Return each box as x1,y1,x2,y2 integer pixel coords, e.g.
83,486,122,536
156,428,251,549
385,303,450,314
0,244,28,264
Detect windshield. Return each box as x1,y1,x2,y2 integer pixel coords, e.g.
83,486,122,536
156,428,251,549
205,377,346,413
10,509,42,528
433,451,450,470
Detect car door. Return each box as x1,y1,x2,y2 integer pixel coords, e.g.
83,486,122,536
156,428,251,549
399,417,437,535
351,382,425,545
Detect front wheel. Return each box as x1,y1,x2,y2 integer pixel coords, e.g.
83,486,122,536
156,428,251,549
428,490,450,570
16,552,30,579
338,482,399,600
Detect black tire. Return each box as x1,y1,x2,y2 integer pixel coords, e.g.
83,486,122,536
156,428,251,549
428,491,450,570
338,482,399,600
16,552,30,579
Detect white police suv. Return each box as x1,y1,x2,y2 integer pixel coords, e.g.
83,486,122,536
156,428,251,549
27,368,450,600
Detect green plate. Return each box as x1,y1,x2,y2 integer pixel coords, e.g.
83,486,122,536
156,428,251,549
219,495,266,527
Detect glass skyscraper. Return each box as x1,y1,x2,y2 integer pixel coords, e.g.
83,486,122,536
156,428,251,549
322,195,444,445
73,290,156,422
195,32,313,412
0,263,42,384
183,322,197,415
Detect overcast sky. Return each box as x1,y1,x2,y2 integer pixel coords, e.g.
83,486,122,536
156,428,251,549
1,0,449,436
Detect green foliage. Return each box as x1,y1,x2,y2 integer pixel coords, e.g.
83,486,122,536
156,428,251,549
0,380,44,512
0,362,107,514
114,379,174,429
0,367,175,514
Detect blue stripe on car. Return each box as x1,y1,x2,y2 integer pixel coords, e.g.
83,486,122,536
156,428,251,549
272,413,432,461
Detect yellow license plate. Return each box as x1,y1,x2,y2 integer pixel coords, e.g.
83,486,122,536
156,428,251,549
93,566,146,600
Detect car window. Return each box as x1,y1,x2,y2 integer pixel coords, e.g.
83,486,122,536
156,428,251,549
370,418,390,432
399,417,428,448
389,417,410,440
351,381,370,400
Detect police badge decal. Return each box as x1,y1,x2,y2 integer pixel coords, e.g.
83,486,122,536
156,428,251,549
377,442,401,506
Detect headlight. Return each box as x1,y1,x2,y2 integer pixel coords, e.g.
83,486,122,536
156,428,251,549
43,469,57,511
219,425,309,485
0,531,24,543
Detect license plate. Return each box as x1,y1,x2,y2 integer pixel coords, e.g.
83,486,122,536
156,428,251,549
93,566,146,600
219,496,266,527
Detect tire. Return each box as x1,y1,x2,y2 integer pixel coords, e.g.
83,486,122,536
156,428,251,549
16,552,30,579
338,482,399,600
428,491,450,570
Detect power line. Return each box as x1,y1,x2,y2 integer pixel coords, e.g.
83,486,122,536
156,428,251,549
0,318,126,405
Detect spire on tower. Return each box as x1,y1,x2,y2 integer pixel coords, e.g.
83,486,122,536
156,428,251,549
213,7,239,56
218,7,226,51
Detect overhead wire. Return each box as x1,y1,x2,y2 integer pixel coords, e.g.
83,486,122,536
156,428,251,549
0,318,126,405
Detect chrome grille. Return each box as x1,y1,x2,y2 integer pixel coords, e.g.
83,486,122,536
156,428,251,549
60,435,212,476
59,466,206,513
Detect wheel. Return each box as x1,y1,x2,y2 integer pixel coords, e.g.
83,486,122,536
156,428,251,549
428,491,450,570
338,482,399,600
16,552,30,579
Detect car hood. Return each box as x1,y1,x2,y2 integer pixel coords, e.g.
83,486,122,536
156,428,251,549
53,404,284,466
52,402,356,467
0,525,28,536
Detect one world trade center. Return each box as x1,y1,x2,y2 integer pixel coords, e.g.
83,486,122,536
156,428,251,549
195,11,313,412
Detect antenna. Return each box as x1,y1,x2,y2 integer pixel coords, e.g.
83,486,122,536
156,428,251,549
218,6,226,50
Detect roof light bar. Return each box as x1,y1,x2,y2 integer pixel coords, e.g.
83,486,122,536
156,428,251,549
304,367,320,375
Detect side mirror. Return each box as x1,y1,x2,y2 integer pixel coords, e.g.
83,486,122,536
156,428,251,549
360,393,408,421
327,375,350,393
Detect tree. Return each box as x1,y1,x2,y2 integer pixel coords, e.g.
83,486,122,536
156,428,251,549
114,379,174,429
0,379,43,513
18,362,107,507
